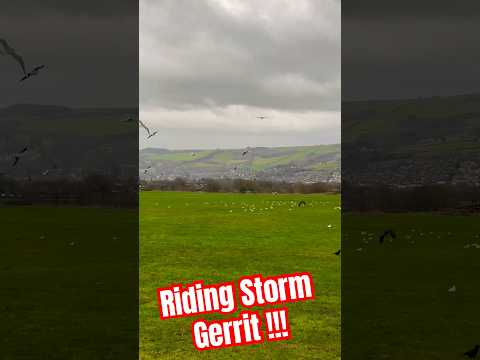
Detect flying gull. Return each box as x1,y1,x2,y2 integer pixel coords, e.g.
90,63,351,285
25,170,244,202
12,156,20,167
139,119,158,139
11,146,28,167
20,65,46,82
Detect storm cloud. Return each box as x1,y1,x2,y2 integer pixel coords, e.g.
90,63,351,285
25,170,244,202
0,1,138,108
140,0,340,149
343,0,480,100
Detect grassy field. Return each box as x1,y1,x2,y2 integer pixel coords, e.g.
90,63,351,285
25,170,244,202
140,191,341,360
343,213,480,359
0,206,138,359
2,196,478,359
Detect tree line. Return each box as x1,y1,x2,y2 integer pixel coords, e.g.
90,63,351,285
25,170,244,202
343,183,480,213
0,174,137,207
141,178,340,194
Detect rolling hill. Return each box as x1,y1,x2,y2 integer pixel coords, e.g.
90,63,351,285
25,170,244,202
343,93,480,186
0,104,137,180
140,144,341,183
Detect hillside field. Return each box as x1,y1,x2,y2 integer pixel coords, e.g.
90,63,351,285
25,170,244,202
139,145,340,183
343,213,480,359
0,206,138,359
140,191,341,359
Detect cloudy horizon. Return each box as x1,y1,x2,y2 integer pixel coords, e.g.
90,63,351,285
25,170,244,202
140,0,340,150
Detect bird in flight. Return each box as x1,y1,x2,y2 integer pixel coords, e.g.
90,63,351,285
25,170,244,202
257,116,267,120
334,249,341,256
242,150,249,157
447,285,456,293
20,65,46,82
298,200,306,207
12,156,20,167
147,131,158,139
0,38,27,78
464,345,480,359
139,119,158,139
11,146,29,167
379,229,396,244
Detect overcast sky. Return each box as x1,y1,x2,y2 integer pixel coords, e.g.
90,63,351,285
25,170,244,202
140,0,340,150
0,1,137,109
343,0,480,101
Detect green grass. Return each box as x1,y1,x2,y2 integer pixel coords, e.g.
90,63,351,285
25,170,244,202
309,162,338,171
150,150,214,162
343,213,480,359
0,206,138,359
140,191,341,359
249,146,340,171
4,197,477,359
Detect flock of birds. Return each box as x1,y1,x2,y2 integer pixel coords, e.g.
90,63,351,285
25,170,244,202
5,37,478,360
333,228,395,256
0,38,50,178
342,226,480,357
140,131,260,177
156,198,480,358
1,37,269,184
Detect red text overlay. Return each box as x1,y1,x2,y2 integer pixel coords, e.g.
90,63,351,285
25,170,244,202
157,272,314,350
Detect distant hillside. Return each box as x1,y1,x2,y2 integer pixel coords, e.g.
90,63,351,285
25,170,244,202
140,145,341,183
0,104,137,179
343,93,480,186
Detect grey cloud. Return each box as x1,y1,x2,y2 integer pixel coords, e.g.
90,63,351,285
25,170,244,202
0,4,138,108
140,0,340,112
343,0,480,19
0,1,137,17
343,17,480,100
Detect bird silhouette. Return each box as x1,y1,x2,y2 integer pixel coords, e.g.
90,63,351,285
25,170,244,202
139,119,158,139
12,156,20,167
379,229,396,244
257,116,267,120
464,345,480,358
242,150,249,157
10,146,29,167
147,131,158,139
298,200,306,207
334,249,341,255
0,38,27,76
19,65,46,82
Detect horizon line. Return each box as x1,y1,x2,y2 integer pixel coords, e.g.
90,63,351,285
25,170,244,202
139,143,340,152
